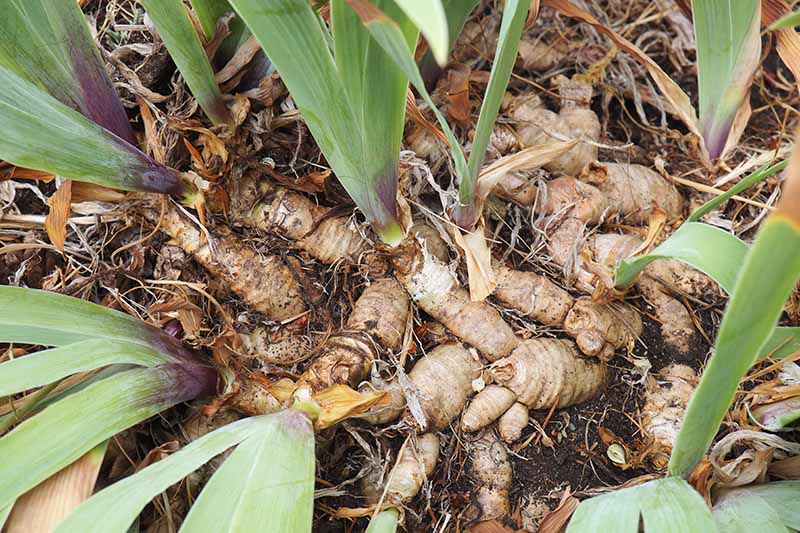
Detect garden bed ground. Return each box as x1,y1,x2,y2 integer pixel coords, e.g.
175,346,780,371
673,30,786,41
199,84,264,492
2,0,799,531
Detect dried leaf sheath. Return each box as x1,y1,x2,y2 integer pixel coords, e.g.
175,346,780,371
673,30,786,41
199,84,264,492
5,442,107,533
392,237,519,360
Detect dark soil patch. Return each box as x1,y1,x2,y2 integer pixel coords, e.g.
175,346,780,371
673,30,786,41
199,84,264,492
504,311,715,527
511,363,646,501
637,313,713,372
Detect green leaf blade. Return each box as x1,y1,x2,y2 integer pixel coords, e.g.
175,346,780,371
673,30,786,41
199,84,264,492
0,286,187,357
0,502,14,529
0,0,135,144
349,0,470,188
567,484,642,533
759,327,800,360
419,0,480,82
190,0,234,40
614,223,800,362
141,0,231,125
688,160,787,223
232,0,410,244
0,339,173,397
769,10,800,30
616,222,746,292
179,410,315,533
0,366,209,511
366,509,400,533
712,484,800,533
737,481,800,529
638,477,715,533
455,0,528,226
0,67,185,196
190,0,252,62
669,216,800,477
230,0,349,139
57,417,268,533
61,412,311,533
393,0,449,66
568,478,714,533
332,0,371,107
693,0,761,159
331,0,419,244
0,503,11,530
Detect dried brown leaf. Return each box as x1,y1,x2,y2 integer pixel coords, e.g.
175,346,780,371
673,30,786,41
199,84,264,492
405,88,449,144
763,0,800,91
148,296,204,338
253,74,276,106
135,441,180,472
137,96,165,164
536,488,579,533
628,207,667,257
110,56,170,103
268,377,299,404
777,124,800,225
312,385,389,430
525,0,542,30
467,519,515,533
204,12,234,55
70,182,127,203
183,138,208,175
183,1,207,44
197,131,228,165
598,426,618,446
688,460,714,504
8,166,54,181
194,187,208,226
330,506,376,519
215,37,262,84
453,222,496,301
396,189,413,238
710,430,800,487
264,167,329,193
176,307,203,338
768,453,800,479
673,0,691,18
45,179,72,251
719,98,753,162
445,63,472,127
478,139,578,201
229,94,251,127
171,120,228,180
